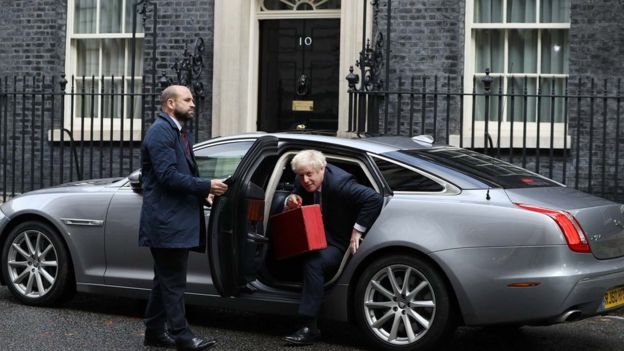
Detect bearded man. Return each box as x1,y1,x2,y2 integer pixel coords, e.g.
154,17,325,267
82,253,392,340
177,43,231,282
139,85,227,351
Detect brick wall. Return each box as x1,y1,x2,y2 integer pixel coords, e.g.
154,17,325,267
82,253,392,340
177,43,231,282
567,0,624,198
0,0,67,77
0,0,216,196
2,0,624,201
142,0,215,140
371,0,465,144
377,0,464,79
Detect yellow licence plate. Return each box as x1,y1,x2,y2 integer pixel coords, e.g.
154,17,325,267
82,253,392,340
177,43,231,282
603,286,624,310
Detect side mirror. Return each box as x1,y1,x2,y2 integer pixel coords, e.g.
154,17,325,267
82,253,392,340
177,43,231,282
128,171,142,193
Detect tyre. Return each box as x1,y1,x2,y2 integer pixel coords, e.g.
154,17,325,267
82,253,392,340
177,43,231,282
1,221,74,306
354,254,456,351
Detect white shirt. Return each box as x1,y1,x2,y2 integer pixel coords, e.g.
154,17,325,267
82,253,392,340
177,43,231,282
168,113,182,131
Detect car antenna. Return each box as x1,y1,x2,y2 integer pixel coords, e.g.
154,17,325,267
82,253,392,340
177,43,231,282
486,188,491,201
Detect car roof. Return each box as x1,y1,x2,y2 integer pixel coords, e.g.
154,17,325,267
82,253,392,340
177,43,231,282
195,132,438,154
194,132,490,189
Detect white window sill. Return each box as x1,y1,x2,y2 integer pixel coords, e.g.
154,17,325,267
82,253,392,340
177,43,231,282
449,133,571,149
47,129,143,143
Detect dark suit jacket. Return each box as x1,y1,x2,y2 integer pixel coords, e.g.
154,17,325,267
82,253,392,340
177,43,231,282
294,164,383,252
139,112,211,251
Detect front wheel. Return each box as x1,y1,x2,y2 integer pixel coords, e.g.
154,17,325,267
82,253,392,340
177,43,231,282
354,254,456,351
1,221,74,306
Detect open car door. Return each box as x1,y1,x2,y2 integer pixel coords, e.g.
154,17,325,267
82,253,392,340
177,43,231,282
207,135,278,297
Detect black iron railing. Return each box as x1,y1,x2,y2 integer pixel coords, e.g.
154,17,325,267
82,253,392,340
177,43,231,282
0,75,154,201
347,71,624,202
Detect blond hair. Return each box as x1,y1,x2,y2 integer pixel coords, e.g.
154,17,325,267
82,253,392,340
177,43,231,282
291,149,327,172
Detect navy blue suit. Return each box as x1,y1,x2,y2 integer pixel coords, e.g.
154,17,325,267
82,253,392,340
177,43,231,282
139,112,212,342
139,112,211,250
293,164,383,317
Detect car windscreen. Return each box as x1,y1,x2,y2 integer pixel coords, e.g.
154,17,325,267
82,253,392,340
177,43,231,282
401,148,560,189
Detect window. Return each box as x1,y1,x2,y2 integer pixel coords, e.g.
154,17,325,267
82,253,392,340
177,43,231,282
463,0,570,148
195,141,255,180
404,148,560,189
259,0,341,11
373,158,444,193
65,0,144,136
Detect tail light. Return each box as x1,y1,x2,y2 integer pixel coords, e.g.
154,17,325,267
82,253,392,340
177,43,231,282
515,203,591,253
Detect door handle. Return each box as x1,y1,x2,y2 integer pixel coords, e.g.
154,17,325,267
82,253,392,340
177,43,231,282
247,232,270,244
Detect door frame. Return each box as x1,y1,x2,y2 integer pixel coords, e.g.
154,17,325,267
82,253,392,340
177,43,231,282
257,18,341,132
212,0,373,137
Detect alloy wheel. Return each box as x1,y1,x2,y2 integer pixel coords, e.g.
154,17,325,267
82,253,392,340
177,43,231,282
362,264,436,345
6,229,59,298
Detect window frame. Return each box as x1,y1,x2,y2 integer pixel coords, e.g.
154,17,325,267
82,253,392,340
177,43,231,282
262,148,382,228
194,139,257,181
461,0,571,149
369,154,460,196
62,0,145,141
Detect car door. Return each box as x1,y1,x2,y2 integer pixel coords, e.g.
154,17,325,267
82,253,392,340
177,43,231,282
103,139,256,291
208,135,279,297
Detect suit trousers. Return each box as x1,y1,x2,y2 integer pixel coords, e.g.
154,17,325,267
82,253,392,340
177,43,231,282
299,244,344,317
144,247,194,342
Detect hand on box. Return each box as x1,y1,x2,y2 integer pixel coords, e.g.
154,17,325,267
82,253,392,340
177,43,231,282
285,194,303,211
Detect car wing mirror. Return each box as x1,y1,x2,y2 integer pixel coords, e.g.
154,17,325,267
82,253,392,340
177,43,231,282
128,171,142,193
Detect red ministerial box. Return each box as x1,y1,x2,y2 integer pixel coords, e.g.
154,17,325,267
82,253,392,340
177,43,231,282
270,204,327,260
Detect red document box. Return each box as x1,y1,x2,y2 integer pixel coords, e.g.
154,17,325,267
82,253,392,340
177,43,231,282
270,204,327,260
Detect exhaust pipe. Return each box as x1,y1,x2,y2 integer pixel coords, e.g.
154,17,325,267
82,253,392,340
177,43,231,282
556,309,582,323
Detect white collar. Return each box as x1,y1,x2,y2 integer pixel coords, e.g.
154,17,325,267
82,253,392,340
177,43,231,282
168,114,182,131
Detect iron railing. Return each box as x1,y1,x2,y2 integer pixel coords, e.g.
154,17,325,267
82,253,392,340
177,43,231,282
347,72,624,202
0,75,158,202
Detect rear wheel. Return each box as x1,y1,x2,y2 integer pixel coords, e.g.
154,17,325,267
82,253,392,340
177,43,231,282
1,221,74,306
354,254,456,350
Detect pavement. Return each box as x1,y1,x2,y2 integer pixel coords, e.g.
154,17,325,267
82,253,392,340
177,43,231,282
1,286,624,350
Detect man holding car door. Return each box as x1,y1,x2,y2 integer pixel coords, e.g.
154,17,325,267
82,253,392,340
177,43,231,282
139,85,228,351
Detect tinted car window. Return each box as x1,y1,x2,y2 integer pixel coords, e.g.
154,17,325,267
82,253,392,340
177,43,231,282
374,157,443,192
404,148,559,188
195,141,254,180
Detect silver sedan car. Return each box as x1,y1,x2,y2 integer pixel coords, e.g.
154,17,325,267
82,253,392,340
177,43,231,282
1,133,624,350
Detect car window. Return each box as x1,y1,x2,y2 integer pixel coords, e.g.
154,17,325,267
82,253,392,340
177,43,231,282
195,141,254,180
329,158,375,189
272,152,380,195
404,148,559,189
373,157,444,192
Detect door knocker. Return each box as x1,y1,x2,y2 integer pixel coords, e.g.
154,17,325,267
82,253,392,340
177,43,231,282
296,73,309,96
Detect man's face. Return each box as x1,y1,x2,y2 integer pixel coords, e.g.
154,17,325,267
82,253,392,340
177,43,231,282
171,87,195,121
296,164,325,193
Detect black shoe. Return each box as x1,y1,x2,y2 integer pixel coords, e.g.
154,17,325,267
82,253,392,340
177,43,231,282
241,283,258,294
282,326,321,345
176,336,217,351
143,330,176,348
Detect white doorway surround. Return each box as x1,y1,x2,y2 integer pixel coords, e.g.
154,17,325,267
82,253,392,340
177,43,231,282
212,0,372,137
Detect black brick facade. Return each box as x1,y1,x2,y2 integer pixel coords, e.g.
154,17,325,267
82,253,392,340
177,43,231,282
1,0,623,200
0,0,67,77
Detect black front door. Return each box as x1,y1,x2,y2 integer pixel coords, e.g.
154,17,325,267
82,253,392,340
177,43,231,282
258,19,340,133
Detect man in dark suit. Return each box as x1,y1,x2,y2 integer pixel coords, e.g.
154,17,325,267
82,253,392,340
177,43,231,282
282,149,383,345
139,85,227,351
